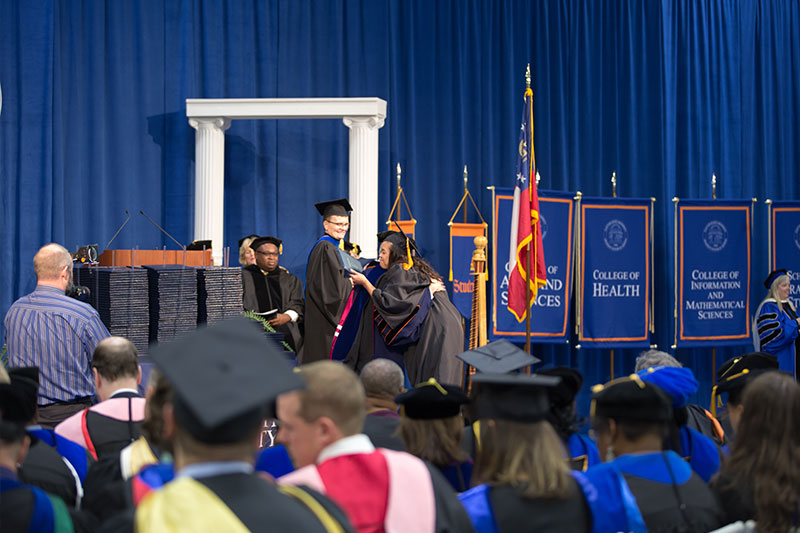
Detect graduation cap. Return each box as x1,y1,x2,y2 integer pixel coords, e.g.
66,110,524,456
763,268,788,289
537,367,583,407
0,367,39,424
150,317,305,444
238,234,260,249
636,366,698,409
710,352,779,415
315,198,353,218
457,339,541,374
394,378,469,420
471,373,560,423
250,236,283,255
591,374,673,422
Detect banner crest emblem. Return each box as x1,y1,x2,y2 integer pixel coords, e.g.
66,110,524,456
603,219,628,252
702,221,728,252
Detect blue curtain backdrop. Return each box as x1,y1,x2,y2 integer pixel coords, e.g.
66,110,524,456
2,0,798,415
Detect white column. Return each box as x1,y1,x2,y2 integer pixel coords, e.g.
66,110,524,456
343,116,385,259
189,117,230,265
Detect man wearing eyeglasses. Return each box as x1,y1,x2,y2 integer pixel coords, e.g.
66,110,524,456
242,236,304,352
301,198,360,364
4,243,110,428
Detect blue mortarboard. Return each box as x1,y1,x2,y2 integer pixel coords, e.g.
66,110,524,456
637,366,698,409
763,269,788,289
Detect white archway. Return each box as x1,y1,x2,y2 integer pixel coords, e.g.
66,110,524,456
186,97,387,264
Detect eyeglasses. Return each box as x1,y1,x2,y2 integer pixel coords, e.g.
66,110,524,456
256,251,279,257
325,220,350,228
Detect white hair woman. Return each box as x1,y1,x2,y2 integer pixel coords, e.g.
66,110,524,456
752,268,799,376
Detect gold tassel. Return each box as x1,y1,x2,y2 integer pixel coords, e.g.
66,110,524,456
403,237,414,270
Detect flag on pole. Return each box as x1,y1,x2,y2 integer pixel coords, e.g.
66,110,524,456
507,86,546,322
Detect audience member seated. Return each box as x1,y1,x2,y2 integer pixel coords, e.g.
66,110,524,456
395,378,472,492
711,371,800,530
135,318,353,532
459,373,591,532
0,367,86,508
537,366,600,471
56,337,145,460
456,340,541,457
588,375,724,532
359,358,406,451
711,352,779,439
277,360,473,532
635,348,726,445
637,365,726,482
81,368,174,526
0,419,96,532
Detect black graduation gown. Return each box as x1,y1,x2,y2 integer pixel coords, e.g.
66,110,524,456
195,473,354,532
361,412,405,451
19,435,80,508
242,264,305,351
302,238,352,363
404,291,465,386
345,264,431,373
83,392,142,460
422,463,477,532
488,481,591,532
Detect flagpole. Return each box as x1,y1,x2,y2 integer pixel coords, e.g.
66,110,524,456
524,65,533,357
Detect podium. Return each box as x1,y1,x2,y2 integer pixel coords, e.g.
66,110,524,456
98,249,213,267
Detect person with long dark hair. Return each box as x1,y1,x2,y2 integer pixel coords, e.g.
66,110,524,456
711,371,800,530
348,231,463,385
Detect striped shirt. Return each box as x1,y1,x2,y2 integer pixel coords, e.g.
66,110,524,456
4,285,110,404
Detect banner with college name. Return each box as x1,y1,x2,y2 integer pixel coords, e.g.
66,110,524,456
676,199,752,347
450,222,488,318
770,201,800,310
578,198,652,348
491,188,574,342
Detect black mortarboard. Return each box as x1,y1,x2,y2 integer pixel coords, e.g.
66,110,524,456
537,367,583,407
471,373,560,422
763,269,788,289
394,378,469,420
250,236,283,254
150,317,304,444
711,352,779,415
0,367,39,423
315,198,353,218
457,340,541,374
238,234,259,249
590,375,672,422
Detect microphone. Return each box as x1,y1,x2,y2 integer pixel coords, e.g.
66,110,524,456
105,210,131,249
139,210,185,249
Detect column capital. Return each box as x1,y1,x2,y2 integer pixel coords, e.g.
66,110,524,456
189,117,232,131
343,116,385,130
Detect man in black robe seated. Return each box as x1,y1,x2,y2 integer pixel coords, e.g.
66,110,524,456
134,318,353,532
242,235,304,352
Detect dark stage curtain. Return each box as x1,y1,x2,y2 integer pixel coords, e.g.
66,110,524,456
2,0,798,415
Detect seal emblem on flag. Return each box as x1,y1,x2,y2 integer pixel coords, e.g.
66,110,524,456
603,219,628,251
702,221,728,252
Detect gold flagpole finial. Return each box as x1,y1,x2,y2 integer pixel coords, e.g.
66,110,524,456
396,163,402,193
712,173,717,199
525,64,531,89
536,171,541,186
463,165,468,191
611,171,617,198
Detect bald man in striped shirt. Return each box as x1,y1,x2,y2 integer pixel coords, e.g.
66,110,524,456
4,243,110,428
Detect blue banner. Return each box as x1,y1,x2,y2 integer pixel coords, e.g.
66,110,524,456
578,199,652,348
771,201,800,310
450,223,487,318
491,188,574,343
676,200,752,347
